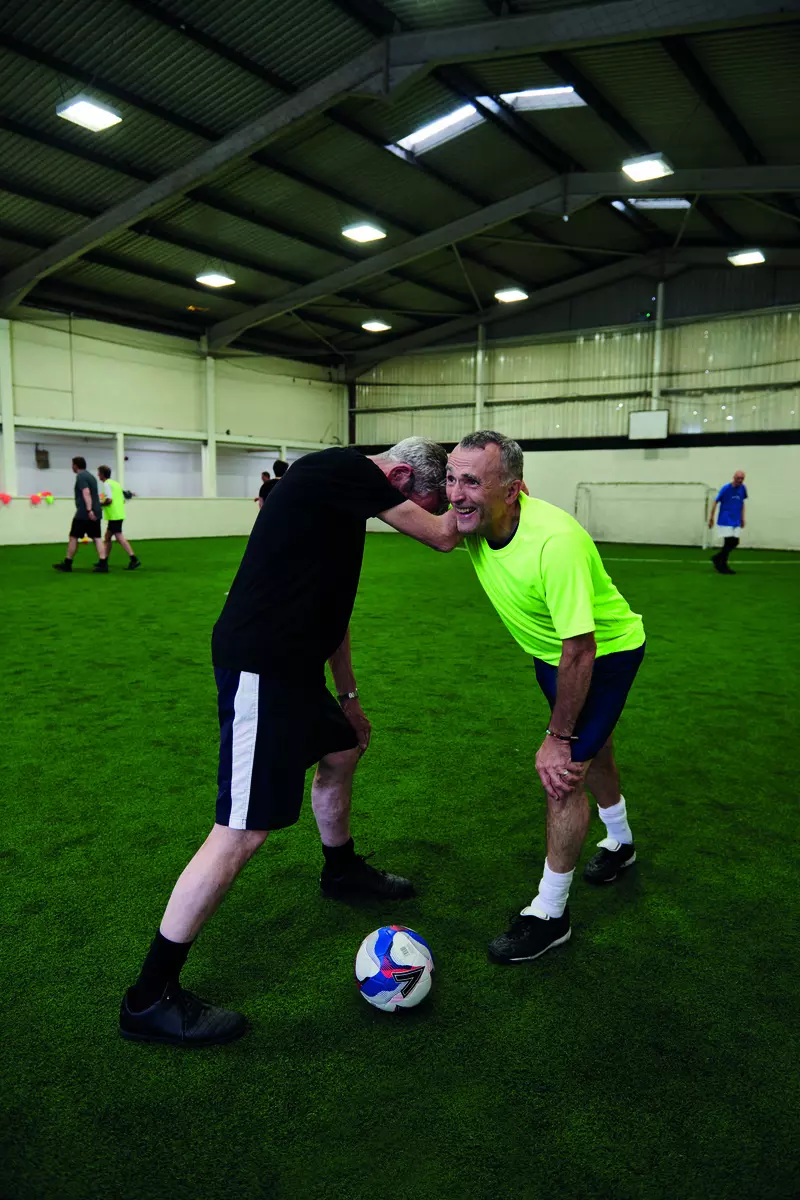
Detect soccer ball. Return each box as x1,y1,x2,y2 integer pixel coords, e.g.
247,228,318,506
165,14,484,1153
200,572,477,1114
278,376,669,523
355,925,434,1012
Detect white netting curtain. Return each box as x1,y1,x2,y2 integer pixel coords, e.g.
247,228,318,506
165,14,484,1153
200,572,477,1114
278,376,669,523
355,310,800,443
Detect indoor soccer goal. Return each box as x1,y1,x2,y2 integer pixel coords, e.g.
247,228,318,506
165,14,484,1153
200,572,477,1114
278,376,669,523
574,482,718,547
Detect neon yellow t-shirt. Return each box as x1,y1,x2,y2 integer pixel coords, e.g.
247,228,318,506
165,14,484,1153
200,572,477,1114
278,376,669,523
466,493,644,666
102,478,126,522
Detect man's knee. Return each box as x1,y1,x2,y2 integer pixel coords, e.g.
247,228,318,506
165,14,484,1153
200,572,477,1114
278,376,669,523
210,823,269,862
316,747,360,782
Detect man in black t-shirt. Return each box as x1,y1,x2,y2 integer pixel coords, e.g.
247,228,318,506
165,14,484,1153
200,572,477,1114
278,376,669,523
257,459,289,508
121,439,459,1047
52,456,109,574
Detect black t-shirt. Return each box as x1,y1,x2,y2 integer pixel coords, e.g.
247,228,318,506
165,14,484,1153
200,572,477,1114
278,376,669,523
74,470,101,519
258,479,277,500
213,448,406,674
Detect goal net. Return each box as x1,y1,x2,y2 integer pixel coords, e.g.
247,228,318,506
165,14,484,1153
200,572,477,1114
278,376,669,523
574,482,717,547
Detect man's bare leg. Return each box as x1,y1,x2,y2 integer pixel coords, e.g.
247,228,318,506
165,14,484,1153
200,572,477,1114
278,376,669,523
160,824,268,943
311,747,359,847
584,737,636,882
586,738,621,809
104,528,113,560
115,530,136,558
66,535,78,560
92,537,107,562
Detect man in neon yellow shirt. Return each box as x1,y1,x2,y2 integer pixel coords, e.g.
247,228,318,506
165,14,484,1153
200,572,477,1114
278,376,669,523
98,466,141,570
446,431,645,966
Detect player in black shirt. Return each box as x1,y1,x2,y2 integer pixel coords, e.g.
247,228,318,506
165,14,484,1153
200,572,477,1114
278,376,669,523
121,439,458,1046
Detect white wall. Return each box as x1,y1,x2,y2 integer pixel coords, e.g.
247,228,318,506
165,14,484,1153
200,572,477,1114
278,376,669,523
0,496,257,545
368,442,799,549
0,311,348,543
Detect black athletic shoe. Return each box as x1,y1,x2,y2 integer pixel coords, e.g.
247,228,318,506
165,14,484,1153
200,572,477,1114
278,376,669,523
119,983,247,1046
488,907,571,964
52,561,72,572
721,565,736,574
583,837,636,885
320,852,415,901
711,553,726,574
92,561,109,573
125,557,142,570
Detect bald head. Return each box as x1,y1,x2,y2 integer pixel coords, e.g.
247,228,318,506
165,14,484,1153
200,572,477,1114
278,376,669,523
733,470,746,486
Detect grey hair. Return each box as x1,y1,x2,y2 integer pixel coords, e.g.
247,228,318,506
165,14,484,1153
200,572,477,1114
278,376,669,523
385,436,447,495
458,430,523,483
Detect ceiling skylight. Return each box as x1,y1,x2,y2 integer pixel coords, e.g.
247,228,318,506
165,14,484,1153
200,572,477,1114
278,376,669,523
395,104,484,154
498,86,586,111
362,319,392,333
57,94,122,133
196,270,235,288
625,197,691,210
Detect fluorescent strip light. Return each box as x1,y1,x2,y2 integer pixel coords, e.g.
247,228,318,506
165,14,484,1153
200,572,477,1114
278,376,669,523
362,319,392,333
342,223,386,244
498,86,586,111
196,271,236,287
494,287,528,304
621,153,674,182
727,249,766,267
396,104,483,154
626,197,691,210
56,94,122,132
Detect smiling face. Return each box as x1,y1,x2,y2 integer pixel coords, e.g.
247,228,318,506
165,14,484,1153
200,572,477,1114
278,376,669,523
733,470,745,487
445,442,521,538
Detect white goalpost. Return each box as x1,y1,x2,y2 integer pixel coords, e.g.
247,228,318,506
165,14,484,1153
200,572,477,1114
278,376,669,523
574,482,717,547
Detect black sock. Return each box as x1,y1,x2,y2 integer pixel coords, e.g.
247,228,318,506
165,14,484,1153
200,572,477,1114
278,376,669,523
128,930,193,1012
720,536,737,565
322,837,357,875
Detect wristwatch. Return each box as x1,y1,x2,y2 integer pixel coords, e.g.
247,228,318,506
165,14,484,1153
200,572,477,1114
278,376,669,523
338,689,359,702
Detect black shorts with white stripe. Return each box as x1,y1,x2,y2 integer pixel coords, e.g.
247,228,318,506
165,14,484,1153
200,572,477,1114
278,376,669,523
214,668,359,831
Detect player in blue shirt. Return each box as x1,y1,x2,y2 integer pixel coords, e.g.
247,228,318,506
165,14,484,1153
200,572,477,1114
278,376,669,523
709,470,747,574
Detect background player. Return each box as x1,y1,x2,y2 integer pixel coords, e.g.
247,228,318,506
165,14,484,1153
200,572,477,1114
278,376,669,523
709,469,747,574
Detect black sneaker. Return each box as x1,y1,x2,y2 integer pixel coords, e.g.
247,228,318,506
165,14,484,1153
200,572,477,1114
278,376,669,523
52,561,72,572
711,554,725,574
488,907,571,964
125,557,142,570
583,837,636,885
92,561,109,573
320,852,415,901
119,983,247,1046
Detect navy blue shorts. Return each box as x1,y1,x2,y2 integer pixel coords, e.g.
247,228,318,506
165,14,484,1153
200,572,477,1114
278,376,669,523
214,668,359,831
533,643,645,762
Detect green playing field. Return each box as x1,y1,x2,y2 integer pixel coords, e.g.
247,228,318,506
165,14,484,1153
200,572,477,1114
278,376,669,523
1,536,798,1200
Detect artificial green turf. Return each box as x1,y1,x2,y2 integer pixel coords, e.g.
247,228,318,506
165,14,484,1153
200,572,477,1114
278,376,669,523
1,536,799,1200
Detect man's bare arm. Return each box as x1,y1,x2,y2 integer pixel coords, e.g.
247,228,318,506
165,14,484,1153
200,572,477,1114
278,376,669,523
550,632,597,737
328,628,370,753
82,486,95,517
708,499,718,529
378,502,459,551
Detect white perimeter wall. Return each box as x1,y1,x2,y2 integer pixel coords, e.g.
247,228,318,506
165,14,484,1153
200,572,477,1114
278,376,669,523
368,442,799,550
0,311,347,544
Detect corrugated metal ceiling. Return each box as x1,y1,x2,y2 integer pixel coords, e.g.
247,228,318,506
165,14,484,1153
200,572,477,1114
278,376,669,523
0,1,796,362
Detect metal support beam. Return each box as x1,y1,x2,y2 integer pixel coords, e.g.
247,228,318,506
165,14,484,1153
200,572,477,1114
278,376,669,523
475,324,487,429
0,45,384,311
0,318,17,496
116,431,125,489
651,280,665,410
201,350,217,498
208,178,565,348
209,166,800,348
661,37,763,165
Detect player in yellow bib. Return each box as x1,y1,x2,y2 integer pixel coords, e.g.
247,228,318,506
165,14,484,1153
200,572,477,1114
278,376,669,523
446,431,645,965
98,466,141,570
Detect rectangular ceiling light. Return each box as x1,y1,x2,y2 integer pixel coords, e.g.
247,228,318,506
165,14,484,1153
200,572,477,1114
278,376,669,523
56,93,122,132
727,249,766,266
494,287,528,304
395,104,484,154
196,271,236,287
621,153,674,182
626,197,691,210
342,223,386,243
362,319,392,332
498,86,586,111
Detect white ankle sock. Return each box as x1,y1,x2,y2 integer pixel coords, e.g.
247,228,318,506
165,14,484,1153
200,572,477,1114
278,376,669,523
521,859,573,919
598,795,633,845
